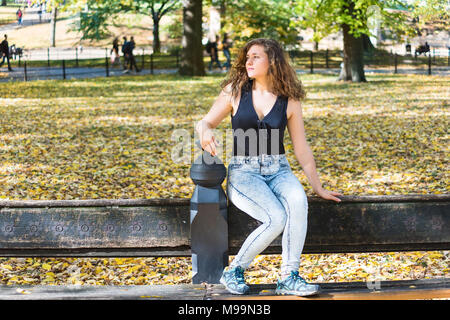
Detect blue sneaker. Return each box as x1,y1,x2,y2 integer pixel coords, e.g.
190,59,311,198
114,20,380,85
220,266,249,295
276,271,320,296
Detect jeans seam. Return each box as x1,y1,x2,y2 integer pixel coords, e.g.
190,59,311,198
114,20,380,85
278,194,291,269
228,181,272,267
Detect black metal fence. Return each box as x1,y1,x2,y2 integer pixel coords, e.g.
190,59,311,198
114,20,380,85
1,48,180,81
289,47,449,75
1,47,449,82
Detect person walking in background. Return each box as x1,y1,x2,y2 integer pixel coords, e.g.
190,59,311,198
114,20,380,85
207,34,223,71
111,37,120,66
127,36,140,73
38,4,42,23
16,8,23,26
121,36,130,72
0,34,12,71
222,32,232,70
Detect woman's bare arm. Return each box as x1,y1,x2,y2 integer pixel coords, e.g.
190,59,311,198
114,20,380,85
287,99,342,202
195,84,234,156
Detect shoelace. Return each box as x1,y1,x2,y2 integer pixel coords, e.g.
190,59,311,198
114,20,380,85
290,271,307,284
234,267,246,284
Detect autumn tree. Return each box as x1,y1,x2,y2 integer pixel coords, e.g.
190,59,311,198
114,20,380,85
213,0,300,49
70,0,181,53
294,0,449,83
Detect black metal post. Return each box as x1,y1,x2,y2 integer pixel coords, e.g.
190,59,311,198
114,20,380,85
141,49,145,70
176,50,179,68
47,48,50,67
75,47,79,67
150,53,154,74
325,49,329,68
189,142,228,284
105,56,109,77
394,53,397,74
24,61,27,81
62,59,66,79
428,52,431,75
310,50,313,74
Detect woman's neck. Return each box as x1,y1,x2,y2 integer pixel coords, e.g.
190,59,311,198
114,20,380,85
252,77,272,94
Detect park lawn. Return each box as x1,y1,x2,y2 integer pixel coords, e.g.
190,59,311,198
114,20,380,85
0,72,448,285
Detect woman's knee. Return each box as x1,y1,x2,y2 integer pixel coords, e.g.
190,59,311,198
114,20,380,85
267,208,287,233
281,188,308,219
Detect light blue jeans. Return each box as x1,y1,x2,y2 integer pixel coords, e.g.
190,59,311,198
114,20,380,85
226,153,308,278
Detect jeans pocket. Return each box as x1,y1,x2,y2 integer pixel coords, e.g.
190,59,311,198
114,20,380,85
279,159,291,169
229,163,243,170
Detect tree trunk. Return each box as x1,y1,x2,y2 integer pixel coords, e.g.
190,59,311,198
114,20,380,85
362,34,375,53
1,0,7,7
152,15,161,54
179,0,205,76
338,23,367,82
50,7,58,48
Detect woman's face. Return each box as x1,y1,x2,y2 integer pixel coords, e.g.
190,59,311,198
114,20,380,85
245,44,270,80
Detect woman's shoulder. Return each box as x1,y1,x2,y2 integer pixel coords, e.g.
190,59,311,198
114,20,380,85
221,83,241,111
286,97,302,120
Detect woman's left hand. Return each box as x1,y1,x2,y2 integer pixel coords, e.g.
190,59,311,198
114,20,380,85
315,187,343,202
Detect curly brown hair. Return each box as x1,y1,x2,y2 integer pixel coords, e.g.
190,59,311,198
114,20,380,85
220,38,306,102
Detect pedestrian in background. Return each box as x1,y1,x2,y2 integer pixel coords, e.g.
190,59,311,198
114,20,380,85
122,36,129,71
0,34,12,71
127,36,140,73
16,8,23,26
111,37,120,66
207,34,223,71
222,32,232,70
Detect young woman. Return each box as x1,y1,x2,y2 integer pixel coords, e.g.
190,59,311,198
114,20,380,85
195,38,343,296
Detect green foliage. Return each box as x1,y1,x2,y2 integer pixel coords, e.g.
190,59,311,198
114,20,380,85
67,0,181,41
293,0,449,45
224,0,300,49
161,10,183,40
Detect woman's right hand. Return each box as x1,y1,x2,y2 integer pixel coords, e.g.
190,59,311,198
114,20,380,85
199,127,219,157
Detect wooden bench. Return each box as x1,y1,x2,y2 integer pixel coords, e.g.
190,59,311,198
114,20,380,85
1,194,448,277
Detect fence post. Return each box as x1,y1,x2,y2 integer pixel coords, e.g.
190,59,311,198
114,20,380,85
105,56,109,77
75,47,79,67
189,142,228,284
24,61,27,82
176,49,179,68
150,53,154,74
394,53,397,74
326,49,329,68
310,50,314,74
62,59,66,79
47,48,50,67
428,52,431,75
141,48,145,70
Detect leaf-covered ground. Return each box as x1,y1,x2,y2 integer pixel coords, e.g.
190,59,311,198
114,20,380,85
0,73,448,285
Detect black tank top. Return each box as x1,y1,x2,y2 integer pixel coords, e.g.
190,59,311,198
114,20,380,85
231,79,288,156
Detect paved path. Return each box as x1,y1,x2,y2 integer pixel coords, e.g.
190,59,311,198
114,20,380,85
0,66,178,82
0,6,52,32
